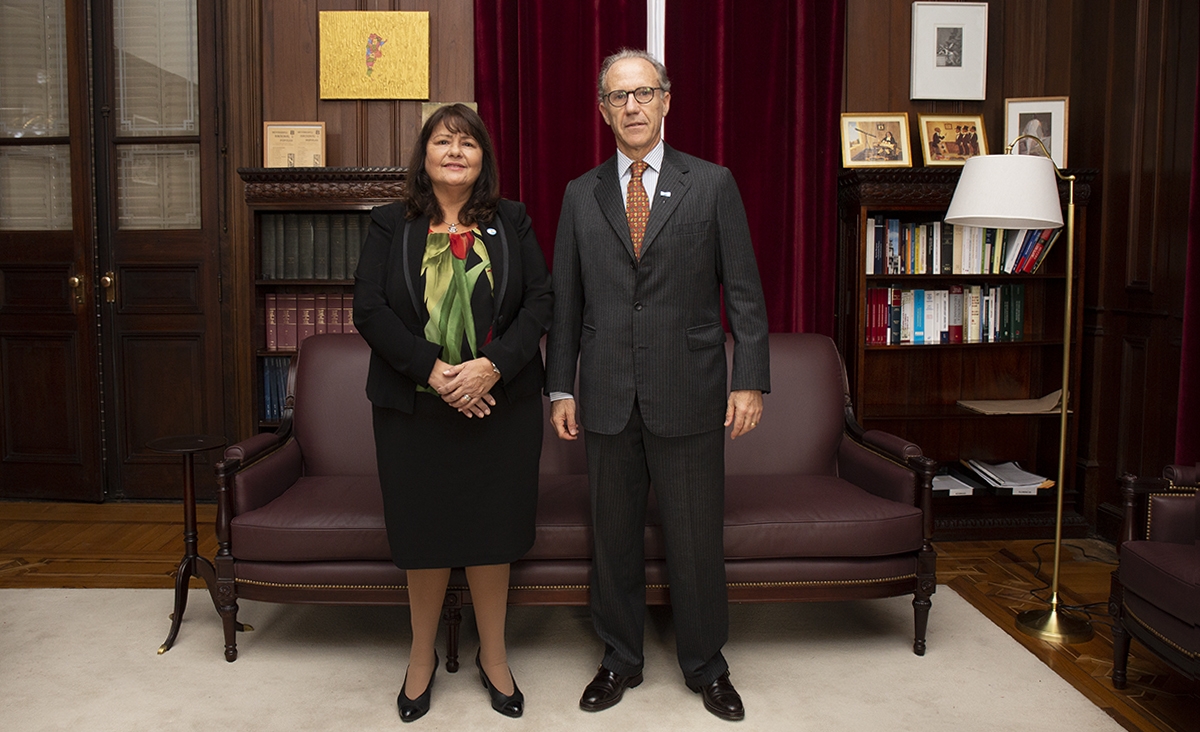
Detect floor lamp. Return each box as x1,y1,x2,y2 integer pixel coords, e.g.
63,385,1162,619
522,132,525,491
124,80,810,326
944,137,1093,644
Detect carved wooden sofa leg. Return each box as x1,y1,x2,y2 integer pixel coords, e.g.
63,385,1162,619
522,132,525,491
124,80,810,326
1109,572,1130,689
911,542,937,656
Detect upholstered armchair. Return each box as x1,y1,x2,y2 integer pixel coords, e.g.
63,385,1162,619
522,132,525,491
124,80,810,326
1109,464,1199,688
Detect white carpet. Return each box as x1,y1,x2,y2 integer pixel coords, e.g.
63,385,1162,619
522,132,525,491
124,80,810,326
0,587,1121,731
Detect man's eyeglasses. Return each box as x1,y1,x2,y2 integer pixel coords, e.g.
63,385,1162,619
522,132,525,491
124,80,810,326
602,86,663,107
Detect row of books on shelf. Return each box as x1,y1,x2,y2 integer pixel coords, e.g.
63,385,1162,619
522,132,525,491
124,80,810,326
260,212,370,280
932,460,1053,497
865,216,1061,276
265,293,358,352
866,283,1024,345
260,355,290,422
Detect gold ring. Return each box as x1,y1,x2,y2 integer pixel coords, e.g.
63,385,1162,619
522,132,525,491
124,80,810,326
463,394,471,401
750,422,757,426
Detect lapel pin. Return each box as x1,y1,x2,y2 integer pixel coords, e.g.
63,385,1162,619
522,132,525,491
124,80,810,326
486,227,497,235
660,191,671,197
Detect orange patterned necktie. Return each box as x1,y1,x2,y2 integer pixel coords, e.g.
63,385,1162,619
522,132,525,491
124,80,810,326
626,160,649,258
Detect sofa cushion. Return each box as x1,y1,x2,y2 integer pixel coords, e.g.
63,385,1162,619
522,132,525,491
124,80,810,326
524,473,924,562
721,475,924,558
1120,540,1200,626
231,475,391,562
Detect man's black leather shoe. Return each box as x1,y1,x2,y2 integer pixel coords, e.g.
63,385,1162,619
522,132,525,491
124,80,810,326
691,672,744,721
578,666,644,712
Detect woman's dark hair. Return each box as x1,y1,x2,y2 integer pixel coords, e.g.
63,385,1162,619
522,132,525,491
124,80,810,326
403,103,500,226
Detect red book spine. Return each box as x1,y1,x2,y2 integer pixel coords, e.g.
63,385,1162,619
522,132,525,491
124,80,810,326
265,293,278,351
297,294,316,346
341,294,358,334
327,295,342,333
314,294,327,335
278,294,298,350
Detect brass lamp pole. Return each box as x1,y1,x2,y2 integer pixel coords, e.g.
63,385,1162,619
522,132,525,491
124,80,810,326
945,135,1092,644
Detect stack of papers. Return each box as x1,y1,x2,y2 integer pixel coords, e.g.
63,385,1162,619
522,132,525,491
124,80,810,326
932,472,980,497
961,460,1053,496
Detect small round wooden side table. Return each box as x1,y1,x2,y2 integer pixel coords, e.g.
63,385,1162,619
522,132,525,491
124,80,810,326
146,434,227,654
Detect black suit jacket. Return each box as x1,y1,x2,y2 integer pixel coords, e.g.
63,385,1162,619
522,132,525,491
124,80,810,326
354,199,553,413
545,144,770,436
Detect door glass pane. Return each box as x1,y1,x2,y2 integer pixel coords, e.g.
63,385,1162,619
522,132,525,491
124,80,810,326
0,146,72,230
113,0,198,137
116,144,200,229
0,0,69,138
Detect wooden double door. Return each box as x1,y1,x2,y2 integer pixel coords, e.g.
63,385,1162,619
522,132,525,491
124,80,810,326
0,0,225,501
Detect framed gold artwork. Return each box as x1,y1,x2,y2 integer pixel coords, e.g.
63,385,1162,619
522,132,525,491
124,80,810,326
840,113,912,168
917,114,987,166
319,11,429,100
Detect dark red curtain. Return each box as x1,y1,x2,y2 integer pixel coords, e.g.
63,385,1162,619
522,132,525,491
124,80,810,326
474,0,646,260
665,0,845,335
474,0,846,336
1176,60,1200,465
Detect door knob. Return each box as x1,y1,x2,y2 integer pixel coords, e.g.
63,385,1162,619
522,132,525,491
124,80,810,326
101,271,116,303
68,275,84,305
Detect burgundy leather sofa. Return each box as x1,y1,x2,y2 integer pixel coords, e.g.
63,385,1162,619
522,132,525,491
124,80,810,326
213,332,937,667
1109,464,1199,687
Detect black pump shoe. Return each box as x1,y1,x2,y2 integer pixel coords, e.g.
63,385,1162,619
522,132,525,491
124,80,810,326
476,650,524,718
397,652,438,723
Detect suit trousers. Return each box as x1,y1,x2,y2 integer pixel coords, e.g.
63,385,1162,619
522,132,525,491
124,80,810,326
584,401,729,687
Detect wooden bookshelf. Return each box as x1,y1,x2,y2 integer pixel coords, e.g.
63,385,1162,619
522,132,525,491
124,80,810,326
836,168,1096,540
237,167,407,430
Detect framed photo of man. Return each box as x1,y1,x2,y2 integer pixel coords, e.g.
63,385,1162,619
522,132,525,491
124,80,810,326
917,114,987,166
840,113,912,168
1005,96,1069,168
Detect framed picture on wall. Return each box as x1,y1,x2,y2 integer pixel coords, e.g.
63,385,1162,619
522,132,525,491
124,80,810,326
263,122,326,168
1004,96,1069,168
840,113,912,168
910,2,989,100
917,114,988,166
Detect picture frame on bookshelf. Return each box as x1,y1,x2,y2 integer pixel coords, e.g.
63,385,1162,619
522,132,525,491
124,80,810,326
840,113,912,168
263,121,326,168
917,114,988,166
910,2,988,101
1004,96,1069,168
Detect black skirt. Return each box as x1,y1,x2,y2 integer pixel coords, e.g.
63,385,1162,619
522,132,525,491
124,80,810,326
372,389,542,569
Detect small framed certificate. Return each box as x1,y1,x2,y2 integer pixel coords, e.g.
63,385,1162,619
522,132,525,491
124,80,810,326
263,122,326,168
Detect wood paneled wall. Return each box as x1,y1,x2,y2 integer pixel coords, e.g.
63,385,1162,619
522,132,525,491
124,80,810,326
220,0,473,439
260,0,473,167
844,0,1198,538
217,1,1196,537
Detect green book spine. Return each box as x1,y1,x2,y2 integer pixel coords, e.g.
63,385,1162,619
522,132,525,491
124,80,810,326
329,214,347,280
297,213,315,280
283,213,299,279
1011,283,1024,341
313,214,330,279
345,213,365,278
260,214,276,279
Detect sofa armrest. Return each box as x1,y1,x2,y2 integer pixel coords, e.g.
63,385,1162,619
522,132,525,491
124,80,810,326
1118,472,1197,546
838,430,937,543
216,434,303,517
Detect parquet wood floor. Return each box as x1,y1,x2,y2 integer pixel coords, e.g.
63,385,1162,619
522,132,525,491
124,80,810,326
1,501,1196,730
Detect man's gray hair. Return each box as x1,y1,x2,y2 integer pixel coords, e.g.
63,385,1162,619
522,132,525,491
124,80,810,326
597,48,671,102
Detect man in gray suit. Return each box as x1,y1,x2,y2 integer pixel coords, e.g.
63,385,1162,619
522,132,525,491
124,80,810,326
545,49,770,722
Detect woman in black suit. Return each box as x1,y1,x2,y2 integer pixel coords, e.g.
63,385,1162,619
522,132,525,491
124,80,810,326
353,104,552,722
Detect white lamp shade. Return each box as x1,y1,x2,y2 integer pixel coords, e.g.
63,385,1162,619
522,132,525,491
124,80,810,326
944,154,1065,230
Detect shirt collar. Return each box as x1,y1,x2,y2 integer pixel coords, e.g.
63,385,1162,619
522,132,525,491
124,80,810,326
617,139,665,176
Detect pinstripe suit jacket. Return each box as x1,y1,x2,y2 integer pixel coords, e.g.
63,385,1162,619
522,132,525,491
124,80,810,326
545,144,770,437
